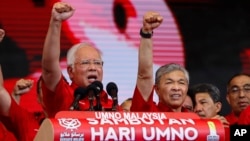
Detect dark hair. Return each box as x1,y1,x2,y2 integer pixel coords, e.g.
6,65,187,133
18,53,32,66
226,73,250,93
189,83,221,105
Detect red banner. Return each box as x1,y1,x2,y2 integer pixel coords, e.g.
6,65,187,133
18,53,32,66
44,111,226,141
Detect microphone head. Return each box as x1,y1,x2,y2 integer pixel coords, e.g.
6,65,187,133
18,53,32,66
106,82,118,97
74,87,87,99
87,81,103,96
91,80,103,93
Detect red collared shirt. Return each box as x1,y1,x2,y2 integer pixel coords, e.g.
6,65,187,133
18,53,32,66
0,97,42,141
42,75,116,118
130,86,189,112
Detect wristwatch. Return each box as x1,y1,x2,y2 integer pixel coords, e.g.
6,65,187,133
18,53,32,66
140,28,153,38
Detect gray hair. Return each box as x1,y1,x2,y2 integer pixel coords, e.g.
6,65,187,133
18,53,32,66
66,42,97,67
155,63,189,85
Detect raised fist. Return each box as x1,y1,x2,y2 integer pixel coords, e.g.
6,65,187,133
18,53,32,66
13,78,34,95
51,2,75,22
142,11,163,33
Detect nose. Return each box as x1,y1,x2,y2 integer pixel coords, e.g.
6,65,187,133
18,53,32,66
172,83,180,91
87,61,99,70
194,104,202,113
239,89,246,98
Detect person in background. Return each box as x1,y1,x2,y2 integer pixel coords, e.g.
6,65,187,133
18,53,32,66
0,28,45,141
0,65,45,141
0,28,17,141
120,97,132,112
182,92,193,112
189,83,229,126
225,73,250,125
189,83,230,141
237,105,250,125
130,11,189,112
11,78,34,104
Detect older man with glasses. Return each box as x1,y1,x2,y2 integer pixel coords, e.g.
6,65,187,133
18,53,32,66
225,73,250,125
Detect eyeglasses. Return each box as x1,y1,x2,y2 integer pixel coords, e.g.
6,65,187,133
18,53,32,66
75,59,103,68
228,85,250,95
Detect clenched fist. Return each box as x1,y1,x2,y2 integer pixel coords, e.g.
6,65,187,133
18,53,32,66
142,11,163,33
51,2,75,22
13,78,34,95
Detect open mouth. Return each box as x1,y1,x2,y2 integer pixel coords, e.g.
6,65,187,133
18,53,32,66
170,94,181,100
88,75,97,82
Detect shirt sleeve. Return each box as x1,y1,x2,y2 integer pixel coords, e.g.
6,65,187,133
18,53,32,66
130,85,155,112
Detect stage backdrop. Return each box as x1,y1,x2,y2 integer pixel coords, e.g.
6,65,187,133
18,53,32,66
0,0,184,112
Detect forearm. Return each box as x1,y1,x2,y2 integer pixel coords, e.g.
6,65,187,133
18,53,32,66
0,88,11,116
42,2,74,91
42,19,62,90
136,11,163,102
138,37,153,78
136,34,154,102
42,19,62,71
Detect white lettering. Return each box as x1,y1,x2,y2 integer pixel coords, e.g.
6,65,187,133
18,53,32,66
169,118,195,125
91,127,104,140
91,127,135,140
142,127,198,140
119,127,135,140
105,127,117,140
234,129,247,136
95,112,122,119
185,127,198,140
86,118,98,125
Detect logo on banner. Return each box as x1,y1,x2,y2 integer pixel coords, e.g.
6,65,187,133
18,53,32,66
58,118,81,131
207,121,219,141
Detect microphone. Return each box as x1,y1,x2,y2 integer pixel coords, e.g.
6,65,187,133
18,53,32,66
69,87,87,111
106,82,118,111
87,81,103,111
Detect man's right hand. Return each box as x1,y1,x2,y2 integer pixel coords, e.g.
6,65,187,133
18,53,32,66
142,11,163,33
52,2,75,22
12,78,34,96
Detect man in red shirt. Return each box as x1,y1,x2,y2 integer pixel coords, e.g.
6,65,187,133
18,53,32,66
189,83,230,141
130,11,189,112
0,65,45,141
41,2,121,118
0,28,43,141
238,105,250,125
225,73,250,125
0,28,17,141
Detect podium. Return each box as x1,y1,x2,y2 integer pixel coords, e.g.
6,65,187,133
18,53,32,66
34,111,225,141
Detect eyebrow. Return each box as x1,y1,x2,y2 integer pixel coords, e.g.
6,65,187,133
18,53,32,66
166,78,187,82
230,83,250,88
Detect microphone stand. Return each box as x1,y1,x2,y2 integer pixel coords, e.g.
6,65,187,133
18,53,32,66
112,97,118,111
88,93,95,111
94,93,102,111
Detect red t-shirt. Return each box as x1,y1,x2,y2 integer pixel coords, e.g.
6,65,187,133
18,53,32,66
131,86,229,140
130,86,189,112
238,105,250,125
42,76,114,118
0,122,17,141
0,97,43,141
225,112,238,125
